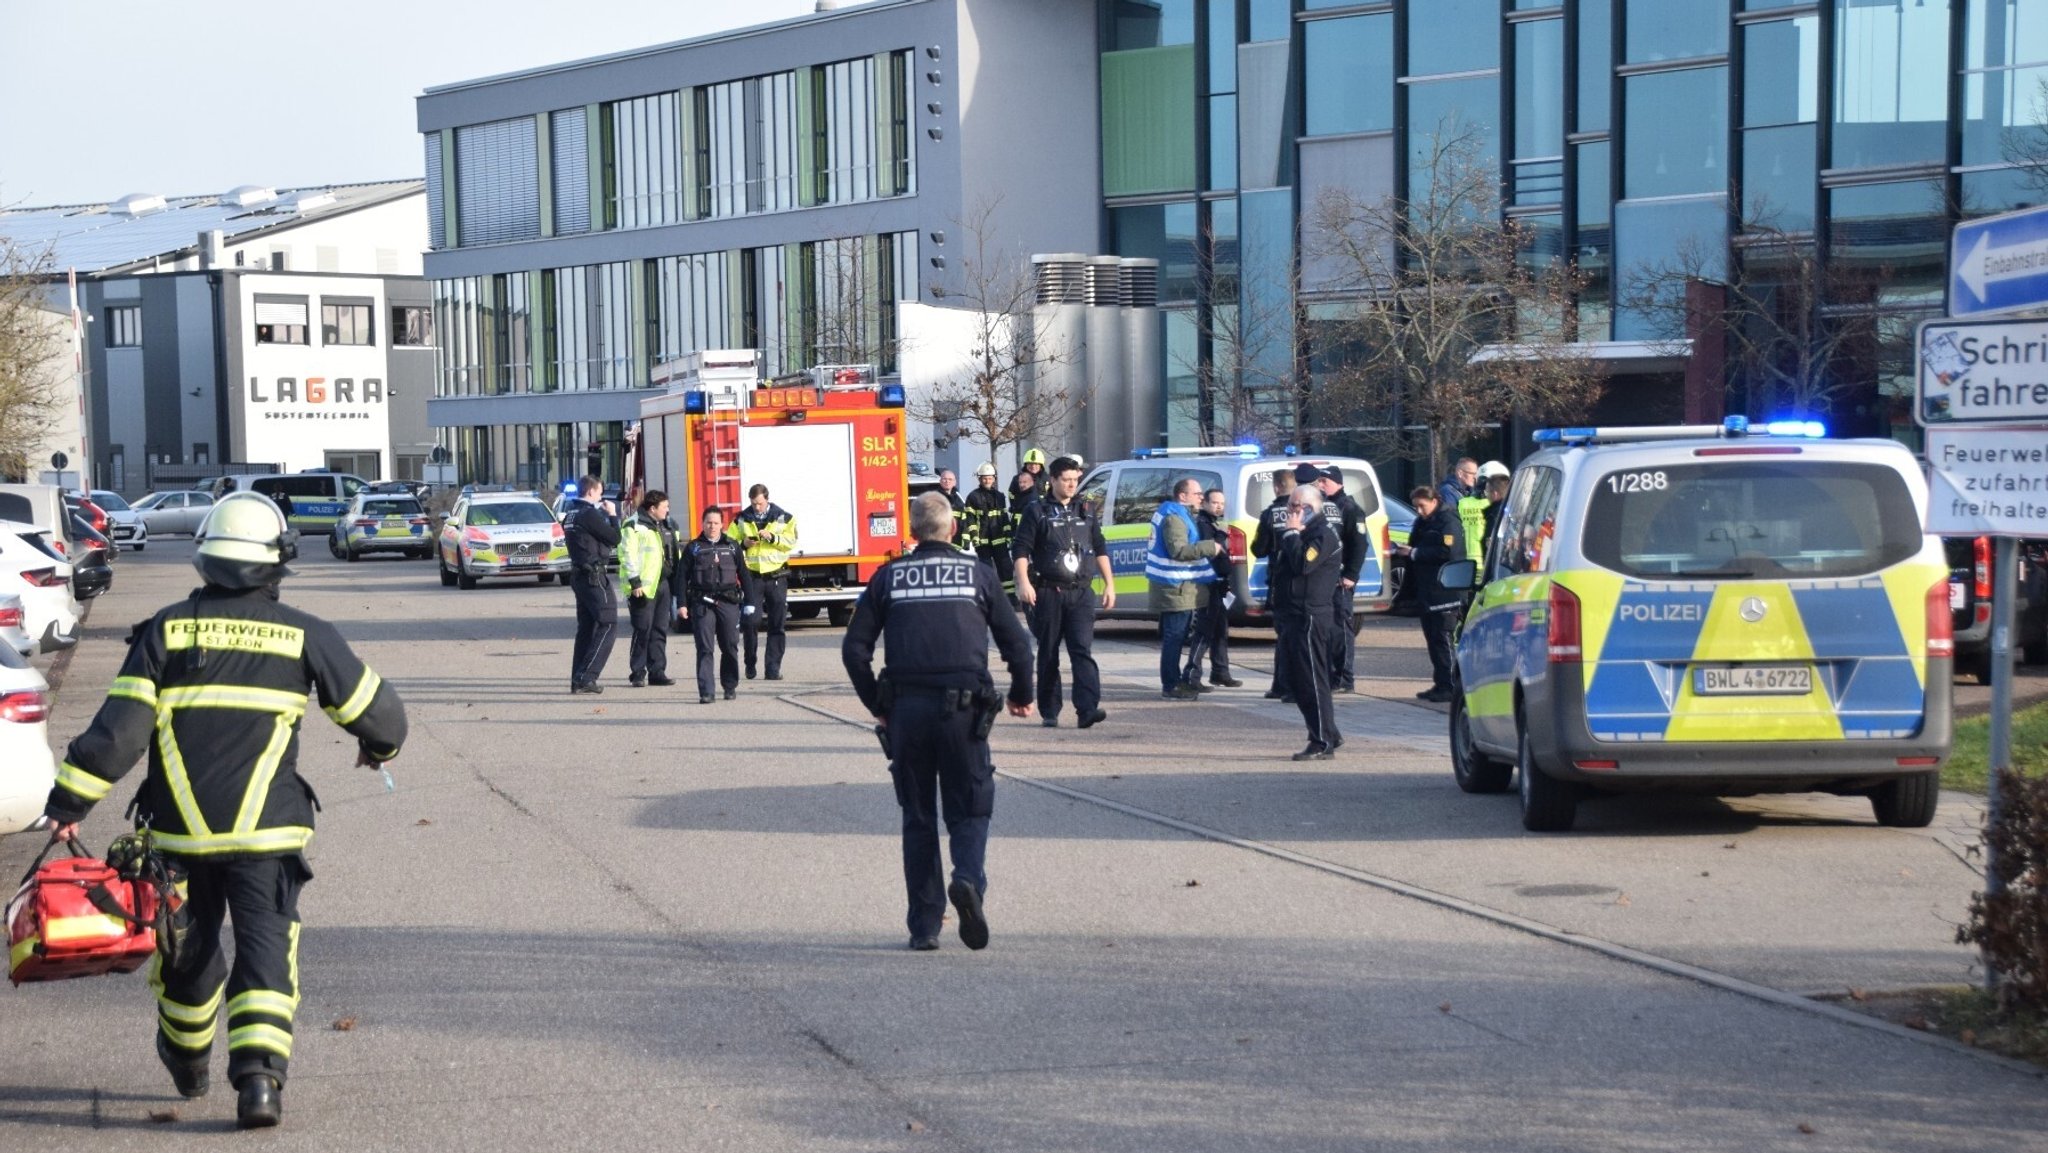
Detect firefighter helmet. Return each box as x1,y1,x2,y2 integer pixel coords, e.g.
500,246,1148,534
193,492,297,588
1022,448,1047,467
1478,460,1510,480
975,462,997,478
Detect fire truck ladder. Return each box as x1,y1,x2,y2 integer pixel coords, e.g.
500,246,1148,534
703,404,745,515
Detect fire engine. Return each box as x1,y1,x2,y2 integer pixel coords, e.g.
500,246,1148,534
634,350,913,625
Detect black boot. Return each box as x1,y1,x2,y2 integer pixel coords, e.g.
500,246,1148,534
156,1033,209,1099
236,1075,282,1129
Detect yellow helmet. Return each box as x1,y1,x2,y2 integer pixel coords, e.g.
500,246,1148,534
1022,448,1047,467
194,492,297,585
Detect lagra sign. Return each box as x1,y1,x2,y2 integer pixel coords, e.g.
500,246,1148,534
1914,318,2048,426
247,376,385,422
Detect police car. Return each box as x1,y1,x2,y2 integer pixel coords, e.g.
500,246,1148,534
1078,447,1392,624
438,491,571,589
1443,419,1952,832
330,491,434,561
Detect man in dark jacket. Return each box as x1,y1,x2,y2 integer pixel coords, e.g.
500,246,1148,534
1438,457,1479,512
1181,487,1239,689
1249,467,1297,701
679,506,748,703
1270,486,1344,760
963,463,1013,579
43,492,407,1129
563,475,620,693
1397,485,1466,703
1308,464,1368,693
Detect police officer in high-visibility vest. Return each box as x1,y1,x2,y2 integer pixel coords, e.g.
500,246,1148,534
618,490,676,688
963,462,1012,576
1012,456,1114,729
41,492,407,1129
843,491,1034,951
680,506,748,703
734,483,797,680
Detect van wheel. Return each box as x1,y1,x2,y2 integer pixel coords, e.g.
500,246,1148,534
828,603,854,628
789,603,823,621
439,556,456,587
1451,693,1512,794
456,563,478,591
1517,716,1578,832
345,547,360,563
1871,771,1940,828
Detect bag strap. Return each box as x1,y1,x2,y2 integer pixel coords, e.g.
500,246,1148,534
16,834,91,887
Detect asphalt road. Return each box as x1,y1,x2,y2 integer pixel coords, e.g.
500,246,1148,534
3,541,2042,1149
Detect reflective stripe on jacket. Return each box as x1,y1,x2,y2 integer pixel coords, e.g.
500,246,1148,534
616,514,666,595
735,504,797,573
1457,496,1489,562
47,586,408,855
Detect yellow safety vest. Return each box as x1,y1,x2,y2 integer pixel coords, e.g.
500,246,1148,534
616,515,666,595
735,505,797,574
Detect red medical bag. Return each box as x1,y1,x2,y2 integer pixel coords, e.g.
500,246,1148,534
7,836,160,985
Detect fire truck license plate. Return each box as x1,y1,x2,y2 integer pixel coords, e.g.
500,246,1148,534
869,514,898,537
1696,665,1811,696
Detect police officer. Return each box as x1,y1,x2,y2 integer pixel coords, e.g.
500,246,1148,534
843,492,1034,951
564,475,619,694
618,490,676,689
42,492,407,1129
1012,456,1114,729
963,462,1013,578
679,506,747,703
1250,467,1297,702
734,483,796,680
1308,464,1368,693
1396,485,1466,703
1271,485,1343,760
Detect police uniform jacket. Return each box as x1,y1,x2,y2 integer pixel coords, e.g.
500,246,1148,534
1012,496,1108,587
46,585,408,857
1407,504,1467,612
1321,489,1368,583
565,500,620,575
681,533,747,604
1249,494,1290,560
1270,518,1342,621
842,541,1035,707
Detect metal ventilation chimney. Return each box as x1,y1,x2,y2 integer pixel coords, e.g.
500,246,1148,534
1119,259,1163,452
1029,255,1089,461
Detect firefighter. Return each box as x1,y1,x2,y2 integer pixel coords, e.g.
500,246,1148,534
41,492,407,1129
842,492,1034,950
679,506,747,703
564,475,619,694
963,462,1013,577
1009,447,1048,508
618,490,676,688
733,483,797,680
1012,456,1114,729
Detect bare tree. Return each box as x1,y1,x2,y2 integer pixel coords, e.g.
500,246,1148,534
0,237,68,482
1305,124,1606,478
906,197,1081,462
808,232,896,372
1167,218,1305,449
1998,74,2048,200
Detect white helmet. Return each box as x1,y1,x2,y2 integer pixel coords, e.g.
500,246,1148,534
975,462,997,478
194,492,297,586
1478,460,1511,481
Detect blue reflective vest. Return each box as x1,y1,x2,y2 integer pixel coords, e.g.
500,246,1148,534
1146,501,1218,586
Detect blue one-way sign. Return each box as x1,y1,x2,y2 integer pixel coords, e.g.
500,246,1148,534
1952,204,2048,317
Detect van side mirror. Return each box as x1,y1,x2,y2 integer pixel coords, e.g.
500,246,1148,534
1437,559,1478,592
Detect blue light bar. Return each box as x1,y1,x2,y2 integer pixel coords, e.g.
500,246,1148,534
1762,419,1827,438
1723,415,1750,436
683,390,707,415
1532,427,1600,445
878,383,906,408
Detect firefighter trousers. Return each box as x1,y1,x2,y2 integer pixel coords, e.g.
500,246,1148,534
626,578,670,682
152,854,308,1087
742,573,788,677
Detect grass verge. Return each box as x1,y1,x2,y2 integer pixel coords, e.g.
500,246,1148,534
1818,987,2048,1068
1943,700,2048,794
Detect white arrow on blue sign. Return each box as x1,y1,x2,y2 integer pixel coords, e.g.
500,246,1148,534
1952,203,2048,317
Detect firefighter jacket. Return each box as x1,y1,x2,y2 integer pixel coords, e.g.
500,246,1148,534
616,512,667,598
841,541,1035,707
734,503,797,575
46,585,408,857
963,484,1012,552
681,533,747,605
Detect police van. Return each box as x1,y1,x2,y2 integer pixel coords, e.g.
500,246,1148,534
1444,419,1952,832
208,472,367,535
1076,447,1391,624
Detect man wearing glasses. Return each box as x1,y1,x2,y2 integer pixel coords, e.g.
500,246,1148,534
1269,486,1344,761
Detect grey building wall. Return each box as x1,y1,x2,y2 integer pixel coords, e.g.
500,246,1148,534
384,278,438,472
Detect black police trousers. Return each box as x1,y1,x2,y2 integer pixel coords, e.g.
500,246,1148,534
153,854,309,1087
691,599,741,698
625,578,669,682
743,571,788,677
1030,583,1100,720
1183,596,1231,684
570,573,617,688
1281,612,1341,750
1330,584,1359,689
1421,605,1458,692
888,689,994,940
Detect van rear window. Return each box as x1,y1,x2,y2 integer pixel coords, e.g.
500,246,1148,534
1245,469,1381,518
1580,461,1924,580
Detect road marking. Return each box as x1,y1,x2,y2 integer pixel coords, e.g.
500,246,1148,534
780,688,2043,1080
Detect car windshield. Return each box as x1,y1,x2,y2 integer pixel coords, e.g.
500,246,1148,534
90,492,131,511
1580,460,1925,580
362,500,422,518
468,501,552,527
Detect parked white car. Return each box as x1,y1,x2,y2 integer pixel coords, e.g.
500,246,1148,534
0,593,32,656
91,489,149,551
0,640,56,833
132,489,215,536
0,520,81,654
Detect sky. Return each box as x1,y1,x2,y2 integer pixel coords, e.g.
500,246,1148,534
0,0,824,207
